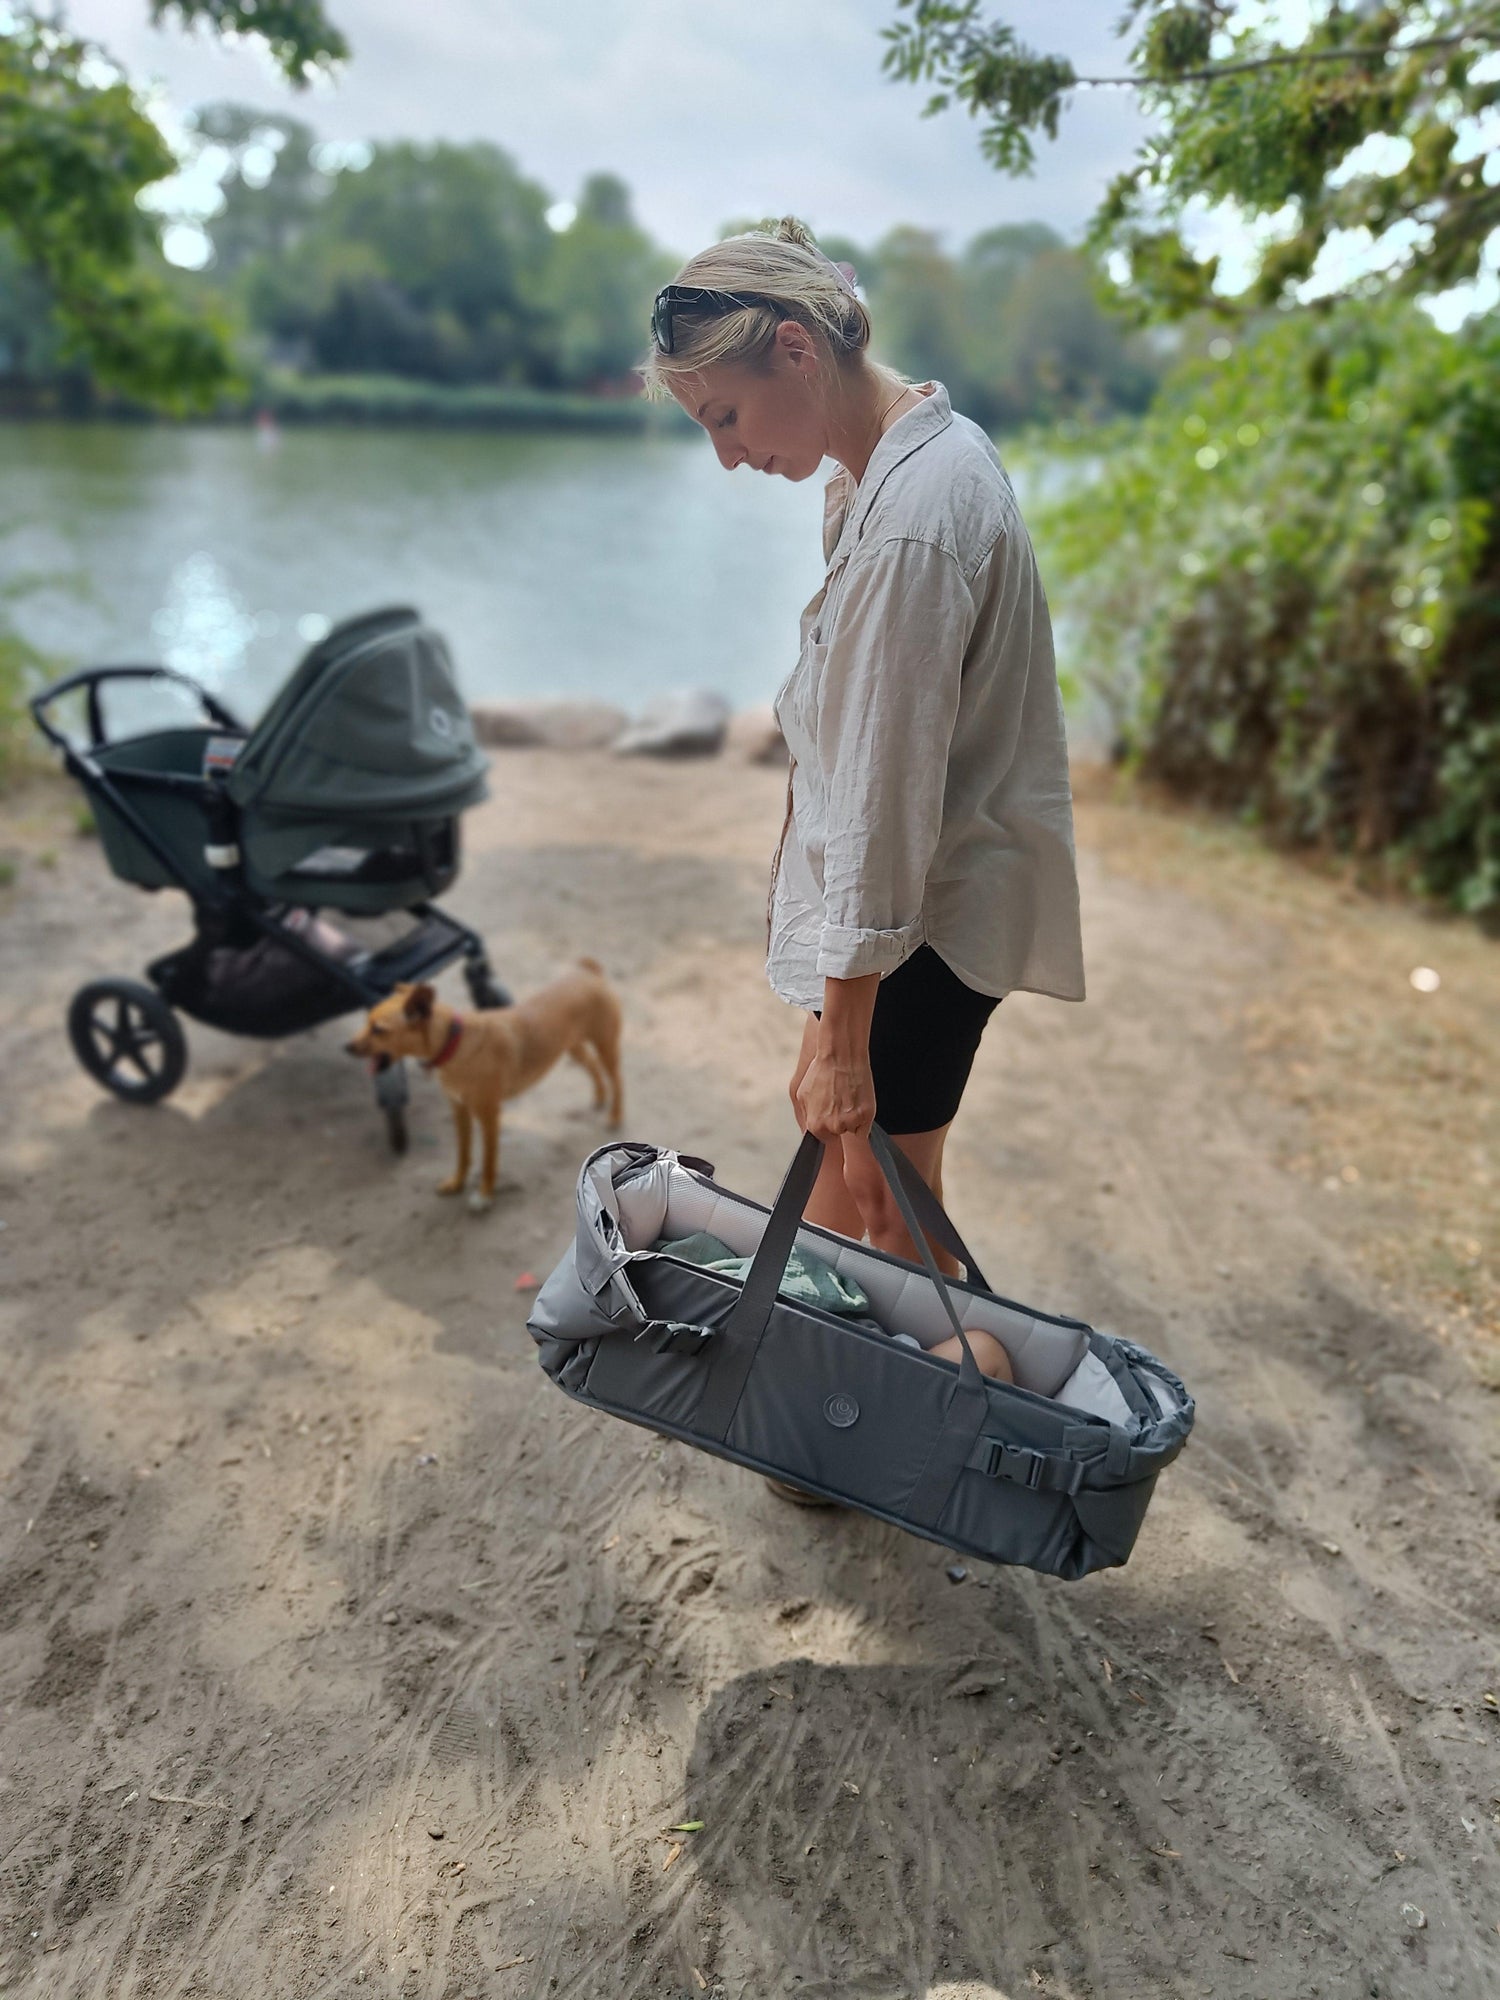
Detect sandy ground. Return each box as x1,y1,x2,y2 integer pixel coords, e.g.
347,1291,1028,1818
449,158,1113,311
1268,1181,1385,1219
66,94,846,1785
1,751,1497,2000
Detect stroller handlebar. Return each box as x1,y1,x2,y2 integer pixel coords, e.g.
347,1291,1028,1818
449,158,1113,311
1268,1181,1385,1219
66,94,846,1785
31,664,244,753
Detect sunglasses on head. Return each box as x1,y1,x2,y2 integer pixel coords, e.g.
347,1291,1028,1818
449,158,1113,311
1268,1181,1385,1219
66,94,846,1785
651,284,783,354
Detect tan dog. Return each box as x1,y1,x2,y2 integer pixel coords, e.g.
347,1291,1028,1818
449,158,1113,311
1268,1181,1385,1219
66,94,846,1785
348,961,623,1210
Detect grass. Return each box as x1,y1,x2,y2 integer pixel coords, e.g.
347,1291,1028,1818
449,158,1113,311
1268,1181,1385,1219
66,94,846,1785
0,630,42,793
250,373,685,432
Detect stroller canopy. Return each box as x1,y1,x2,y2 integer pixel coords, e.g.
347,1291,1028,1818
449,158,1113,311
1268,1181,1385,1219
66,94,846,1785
228,606,488,822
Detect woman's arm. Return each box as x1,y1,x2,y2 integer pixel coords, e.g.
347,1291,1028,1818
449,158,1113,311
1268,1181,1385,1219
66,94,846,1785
794,972,880,1142
813,537,974,981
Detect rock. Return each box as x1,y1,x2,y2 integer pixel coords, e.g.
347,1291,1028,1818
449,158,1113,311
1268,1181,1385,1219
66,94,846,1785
727,705,788,766
470,701,627,751
613,690,730,759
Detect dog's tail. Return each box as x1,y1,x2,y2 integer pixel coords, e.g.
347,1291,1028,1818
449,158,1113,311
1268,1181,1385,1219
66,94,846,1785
578,955,605,976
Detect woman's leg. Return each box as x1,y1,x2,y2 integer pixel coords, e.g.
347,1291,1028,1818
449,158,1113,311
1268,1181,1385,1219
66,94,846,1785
838,1123,963,1276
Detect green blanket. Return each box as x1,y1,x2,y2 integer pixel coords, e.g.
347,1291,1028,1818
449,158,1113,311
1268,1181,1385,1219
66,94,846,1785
650,1230,871,1316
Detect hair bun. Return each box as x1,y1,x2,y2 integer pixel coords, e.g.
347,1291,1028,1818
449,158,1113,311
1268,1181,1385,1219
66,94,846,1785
771,215,819,250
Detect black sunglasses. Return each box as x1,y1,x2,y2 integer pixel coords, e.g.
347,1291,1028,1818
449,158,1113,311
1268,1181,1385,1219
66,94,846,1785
651,284,783,354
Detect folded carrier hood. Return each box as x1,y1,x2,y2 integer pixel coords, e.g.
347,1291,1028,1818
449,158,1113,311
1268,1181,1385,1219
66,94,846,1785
227,607,489,822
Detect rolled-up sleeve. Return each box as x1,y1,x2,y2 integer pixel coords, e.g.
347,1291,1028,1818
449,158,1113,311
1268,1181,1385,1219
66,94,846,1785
814,535,974,980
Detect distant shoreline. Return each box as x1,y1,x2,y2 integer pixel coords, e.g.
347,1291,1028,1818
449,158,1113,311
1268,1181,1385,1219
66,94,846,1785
0,375,690,434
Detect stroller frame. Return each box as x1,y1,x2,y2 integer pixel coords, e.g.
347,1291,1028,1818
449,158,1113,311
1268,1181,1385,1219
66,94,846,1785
33,660,510,1150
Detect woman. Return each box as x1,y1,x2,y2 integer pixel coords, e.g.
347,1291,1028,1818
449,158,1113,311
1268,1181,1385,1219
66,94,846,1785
643,218,1084,1305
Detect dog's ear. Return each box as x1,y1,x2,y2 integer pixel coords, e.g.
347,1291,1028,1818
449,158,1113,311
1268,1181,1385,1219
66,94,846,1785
403,983,436,1023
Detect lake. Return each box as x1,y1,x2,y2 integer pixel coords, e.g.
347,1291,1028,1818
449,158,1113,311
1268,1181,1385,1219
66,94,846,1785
0,420,1080,731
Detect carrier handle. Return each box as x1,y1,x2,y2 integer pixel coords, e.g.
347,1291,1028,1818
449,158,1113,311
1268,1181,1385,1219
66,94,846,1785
695,1125,992,1446
872,1131,990,1293
865,1127,986,1386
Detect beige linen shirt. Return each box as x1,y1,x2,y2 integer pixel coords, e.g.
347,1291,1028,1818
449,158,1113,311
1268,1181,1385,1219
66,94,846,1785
768,381,1085,1011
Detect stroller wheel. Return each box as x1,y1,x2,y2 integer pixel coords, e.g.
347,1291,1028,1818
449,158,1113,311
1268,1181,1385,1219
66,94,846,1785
68,979,187,1105
384,1104,409,1154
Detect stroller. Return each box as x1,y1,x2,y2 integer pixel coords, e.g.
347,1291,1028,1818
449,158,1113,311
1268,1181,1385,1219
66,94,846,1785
31,605,511,1151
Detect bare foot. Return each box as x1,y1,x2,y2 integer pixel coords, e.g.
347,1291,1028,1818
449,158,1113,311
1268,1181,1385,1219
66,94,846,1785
437,1175,466,1197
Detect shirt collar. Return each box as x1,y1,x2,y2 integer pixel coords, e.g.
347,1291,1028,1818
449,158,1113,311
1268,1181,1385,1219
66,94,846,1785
822,381,952,563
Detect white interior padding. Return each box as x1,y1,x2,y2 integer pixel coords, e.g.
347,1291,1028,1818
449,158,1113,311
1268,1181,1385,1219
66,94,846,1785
614,1157,1119,1409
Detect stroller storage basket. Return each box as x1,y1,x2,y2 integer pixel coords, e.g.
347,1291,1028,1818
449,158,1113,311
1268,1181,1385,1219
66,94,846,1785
531,1129,1194,1578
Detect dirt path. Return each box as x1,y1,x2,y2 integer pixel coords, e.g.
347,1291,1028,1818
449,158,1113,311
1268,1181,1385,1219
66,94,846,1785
1,752,1496,2000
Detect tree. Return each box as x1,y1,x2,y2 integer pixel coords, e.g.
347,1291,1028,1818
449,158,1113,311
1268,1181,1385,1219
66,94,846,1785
208,138,560,384
890,4,1500,911
0,3,344,408
973,247,1161,427
544,174,675,388
865,225,971,388
848,221,1159,427
883,1,1500,318
188,105,329,278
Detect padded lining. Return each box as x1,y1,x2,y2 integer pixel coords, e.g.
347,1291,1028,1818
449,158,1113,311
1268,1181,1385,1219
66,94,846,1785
613,1158,1096,1399
607,1155,1189,1427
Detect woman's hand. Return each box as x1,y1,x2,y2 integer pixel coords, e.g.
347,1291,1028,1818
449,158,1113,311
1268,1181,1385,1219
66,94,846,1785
795,1046,876,1143
791,972,881,1144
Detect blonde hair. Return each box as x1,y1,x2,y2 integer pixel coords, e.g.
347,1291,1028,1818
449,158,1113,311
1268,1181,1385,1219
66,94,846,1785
641,216,898,398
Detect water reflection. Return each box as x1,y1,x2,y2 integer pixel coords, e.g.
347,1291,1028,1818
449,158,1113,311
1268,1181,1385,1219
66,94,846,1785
3,423,828,720
148,550,259,695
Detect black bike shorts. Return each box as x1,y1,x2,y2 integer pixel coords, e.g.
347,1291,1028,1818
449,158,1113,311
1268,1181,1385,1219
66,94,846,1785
819,944,1001,1134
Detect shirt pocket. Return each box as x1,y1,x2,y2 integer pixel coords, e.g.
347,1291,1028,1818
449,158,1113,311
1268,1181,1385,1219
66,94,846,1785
774,639,827,769
806,550,851,647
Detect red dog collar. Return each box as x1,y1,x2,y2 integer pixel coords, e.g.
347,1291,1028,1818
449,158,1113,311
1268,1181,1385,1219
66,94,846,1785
425,1014,464,1070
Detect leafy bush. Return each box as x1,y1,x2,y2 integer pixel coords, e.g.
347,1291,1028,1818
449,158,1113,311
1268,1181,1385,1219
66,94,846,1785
1033,304,1500,916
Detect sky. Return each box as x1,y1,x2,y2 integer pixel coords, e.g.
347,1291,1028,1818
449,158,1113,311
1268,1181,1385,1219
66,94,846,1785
67,0,1156,256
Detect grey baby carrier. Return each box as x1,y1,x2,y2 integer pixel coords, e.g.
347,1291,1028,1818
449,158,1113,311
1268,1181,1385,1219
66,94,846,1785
530,1128,1194,1577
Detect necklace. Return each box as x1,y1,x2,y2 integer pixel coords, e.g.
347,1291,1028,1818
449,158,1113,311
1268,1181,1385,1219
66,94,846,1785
874,384,914,438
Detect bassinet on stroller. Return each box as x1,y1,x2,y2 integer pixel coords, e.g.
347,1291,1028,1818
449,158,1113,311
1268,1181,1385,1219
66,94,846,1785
32,605,510,1150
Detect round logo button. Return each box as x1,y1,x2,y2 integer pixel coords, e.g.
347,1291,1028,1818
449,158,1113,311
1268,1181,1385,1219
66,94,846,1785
823,1392,860,1429
429,705,454,738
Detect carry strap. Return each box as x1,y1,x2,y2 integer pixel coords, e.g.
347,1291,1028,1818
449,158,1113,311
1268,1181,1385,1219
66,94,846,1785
694,1127,992,1487
878,1135,991,1292
694,1132,825,1440
867,1128,992,1529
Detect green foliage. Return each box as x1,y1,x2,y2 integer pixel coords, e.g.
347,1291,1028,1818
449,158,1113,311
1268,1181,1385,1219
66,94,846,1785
0,4,344,409
885,1,1500,317
838,222,1163,428
188,106,330,280
259,371,667,428
150,1,344,85
14,109,1139,415
882,4,1074,174
1031,306,1500,914
541,175,677,387
886,3,1500,910
191,138,673,392
0,625,47,790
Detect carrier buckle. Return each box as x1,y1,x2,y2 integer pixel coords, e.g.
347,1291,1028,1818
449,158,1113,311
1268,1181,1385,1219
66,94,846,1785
643,1319,713,1356
977,1438,1084,1496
